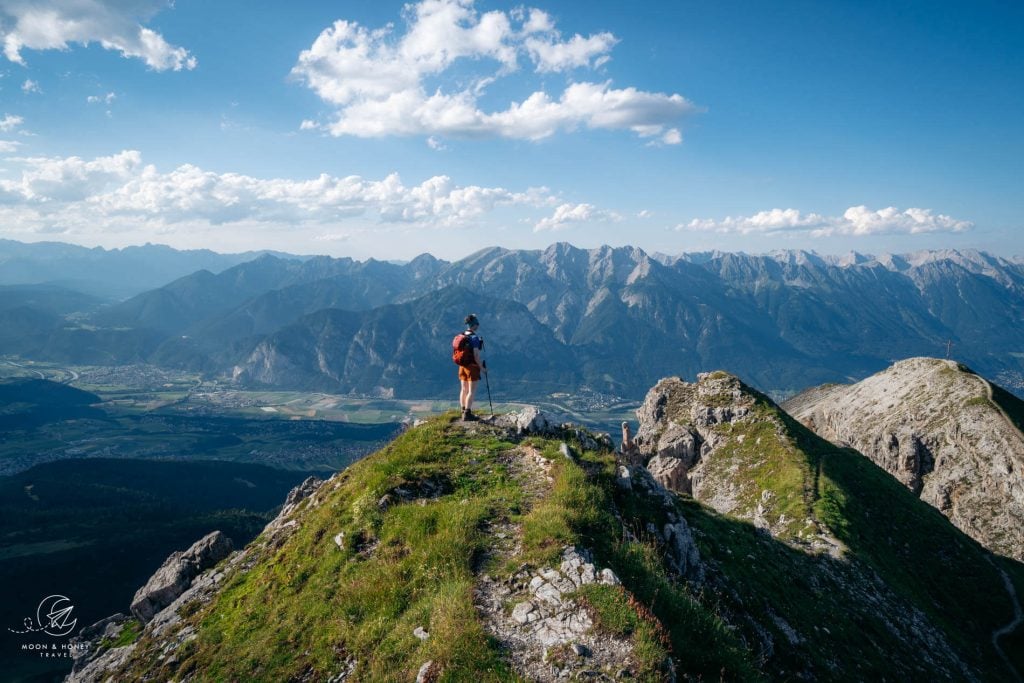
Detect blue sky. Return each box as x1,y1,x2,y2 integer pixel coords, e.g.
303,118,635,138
0,0,1020,260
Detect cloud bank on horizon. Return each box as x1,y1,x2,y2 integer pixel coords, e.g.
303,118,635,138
680,207,973,238
0,148,971,249
0,0,1014,258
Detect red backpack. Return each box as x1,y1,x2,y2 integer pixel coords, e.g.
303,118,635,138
452,333,475,367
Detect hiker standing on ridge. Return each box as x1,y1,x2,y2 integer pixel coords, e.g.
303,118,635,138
452,313,486,421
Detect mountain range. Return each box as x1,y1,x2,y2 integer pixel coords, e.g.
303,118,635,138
0,239,306,299
2,240,1022,400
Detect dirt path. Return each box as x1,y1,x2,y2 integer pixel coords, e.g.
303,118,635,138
990,561,1024,683
472,445,554,678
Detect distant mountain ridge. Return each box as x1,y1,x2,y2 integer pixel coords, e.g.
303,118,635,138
0,239,309,299
2,240,1022,400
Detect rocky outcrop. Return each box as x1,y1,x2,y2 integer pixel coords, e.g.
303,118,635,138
632,372,754,503
66,474,332,683
628,371,849,552
262,475,325,543
785,357,1024,560
130,531,233,624
491,405,556,436
624,464,705,583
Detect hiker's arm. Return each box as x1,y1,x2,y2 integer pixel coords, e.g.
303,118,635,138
473,346,486,372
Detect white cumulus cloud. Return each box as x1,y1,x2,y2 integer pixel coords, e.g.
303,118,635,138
677,206,973,237
0,113,23,131
0,0,196,71
292,0,695,143
20,78,40,93
534,202,621,231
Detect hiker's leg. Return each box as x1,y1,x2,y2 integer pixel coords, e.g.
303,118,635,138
460,380,470,410
466,379,477,411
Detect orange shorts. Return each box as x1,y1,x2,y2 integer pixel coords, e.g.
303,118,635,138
458,364,481,382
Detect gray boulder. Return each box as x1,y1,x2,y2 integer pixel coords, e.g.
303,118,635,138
493,406,556,435
130,531,233,624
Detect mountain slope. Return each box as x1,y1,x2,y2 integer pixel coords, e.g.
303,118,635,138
68,380,1024,681
69,413,755,682
92,254,316,335
195,255,443,348
628,371,1024,680
783,357,1024,560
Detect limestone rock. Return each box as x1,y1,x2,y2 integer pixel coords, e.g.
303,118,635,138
646,454,689,493
476,546,635,677
284,475,324,509
492,406,555,436
655,422,700,468
67,613,131,677
615,465,633,490
416,660,437,683
130,531,233,624
663,520,704,582
785,357,1024,560
632,374,758,500
263,475,325,539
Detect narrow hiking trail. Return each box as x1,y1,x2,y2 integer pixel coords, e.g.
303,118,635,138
990,560,1024,683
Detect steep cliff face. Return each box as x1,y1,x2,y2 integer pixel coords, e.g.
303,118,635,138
784,357,1024,561
65,395,1024,682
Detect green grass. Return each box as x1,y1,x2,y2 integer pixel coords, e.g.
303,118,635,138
117,416,522,681
815,447,1013,666
573,583,671,676
93,390,1024,682
964,395,993,409
99,619,142,649
106,415,760,682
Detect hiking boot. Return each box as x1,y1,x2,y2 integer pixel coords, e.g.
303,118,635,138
463,410,479,422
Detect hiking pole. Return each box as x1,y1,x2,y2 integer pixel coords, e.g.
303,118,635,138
483,361,494,417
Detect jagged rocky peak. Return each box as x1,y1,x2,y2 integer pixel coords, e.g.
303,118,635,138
627,371,835,550
785,356,1024,560
631,372,754,479
630,374,753,471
